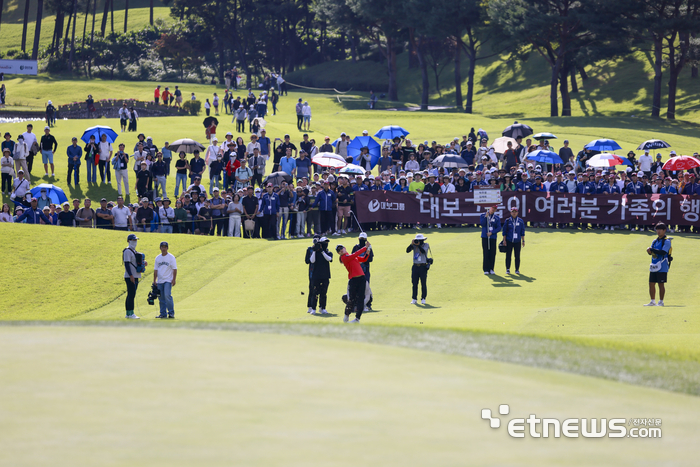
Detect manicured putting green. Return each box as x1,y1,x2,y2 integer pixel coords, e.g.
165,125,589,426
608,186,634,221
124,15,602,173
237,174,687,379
0,326,697,466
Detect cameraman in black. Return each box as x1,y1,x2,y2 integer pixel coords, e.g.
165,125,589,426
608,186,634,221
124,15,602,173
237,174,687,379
123,234,146,319
352,232,374,311
406,233,430,305
305,235,332,315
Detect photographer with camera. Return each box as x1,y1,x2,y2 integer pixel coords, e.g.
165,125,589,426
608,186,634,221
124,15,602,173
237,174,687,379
337,240,371,323
305,235,332,315
407,233,431,305
123,234,147,319
480,205,501,275
645,223,672,307
153,241,177,318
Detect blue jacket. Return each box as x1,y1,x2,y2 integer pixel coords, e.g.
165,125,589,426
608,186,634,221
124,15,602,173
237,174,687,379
595,181,607,194
603,183,621,194
650,237,671,273
660,186,678,194
548,181,568,193
576,181,595,194
502,216,525,242
625,181,644,194
15,208,50,224
261,192,280,215
480,212,501,238
312,189,336,211
67,144,82,164
516,181,533,191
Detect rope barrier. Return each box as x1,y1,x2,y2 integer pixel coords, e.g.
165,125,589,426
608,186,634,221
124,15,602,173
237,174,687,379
284,81,354,94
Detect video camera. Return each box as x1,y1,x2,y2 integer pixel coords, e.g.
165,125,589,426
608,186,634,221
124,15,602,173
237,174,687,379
147,284,160,305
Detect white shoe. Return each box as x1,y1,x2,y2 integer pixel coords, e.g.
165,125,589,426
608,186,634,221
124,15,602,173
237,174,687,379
611,226,615,231
349,318,360,323
643,301,657,306
484,271,489,275
332,232,340,236
51,173,55,177
307,307,314,314
506,269,510,274
363,307,369,312
343,314,349,322
421,299,426,305
605,226,609,230
410,299,417,304
321,309,329,314
657,300,664,307
489,270,495,275
515,270,520,274
44,172,49,176
125,314,140,319
310,309,316,315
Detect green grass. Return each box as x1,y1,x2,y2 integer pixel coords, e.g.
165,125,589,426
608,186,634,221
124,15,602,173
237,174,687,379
1,325,698,467
0,0,169,52
2,223,699,367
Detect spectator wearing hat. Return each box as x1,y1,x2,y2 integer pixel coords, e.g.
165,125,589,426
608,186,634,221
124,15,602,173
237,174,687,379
312,181,336,235
123,234,145,319
209,188,227,236
516,173,533,192
295,98,304,131
272,135,297,173
2,132,15,162
502,207,525,274
645,223,672,307
97,133,112,184
558,140,574,165
135,197,154,232
189,150,206,183
302,101,312,131
95,198,114,229
159,198,175,234
63,137,81,186
337,240,371,322
261,183,281,239
13,134,30,178
57,201,76,226
625,172,644,194
480,205,501,274
74,198,96,228
335,176,354,235
174,152,190,197
14,197,50,224
39,126,58,178
136,161,152,199
306,236,332,314
161,141,172,176
406,233,430,305
336,132,350,158
153,242,177,319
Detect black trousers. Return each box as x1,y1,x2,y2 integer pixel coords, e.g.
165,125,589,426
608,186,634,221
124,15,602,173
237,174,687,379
26,153,34,173
308,278,329,310
347,276,366,318
505,240,521,271
212,217,226,236
482,237,497,272
297,114,303,130
124,277,139,312
236,120,245,132
320,210,334,234
98,160,111,182
411,264,428,300
1,173,11,192
262,214,276,238
251,173,263,188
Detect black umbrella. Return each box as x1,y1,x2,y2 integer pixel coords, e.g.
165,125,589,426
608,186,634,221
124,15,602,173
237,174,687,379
203,116,219,128
169,138,206,154
637,139,671,150
433,154,470,168
263,171,292,186
502,122,533,139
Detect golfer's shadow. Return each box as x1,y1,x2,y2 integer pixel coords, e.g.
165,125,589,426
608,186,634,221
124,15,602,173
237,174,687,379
488,274,521,287
510,274,536,283
417,304,441,309
315,313,338,318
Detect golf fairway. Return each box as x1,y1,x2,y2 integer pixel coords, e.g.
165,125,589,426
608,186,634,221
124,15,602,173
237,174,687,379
1,326,697,467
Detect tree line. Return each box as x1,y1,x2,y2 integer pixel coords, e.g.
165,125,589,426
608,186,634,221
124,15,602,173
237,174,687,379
3,0,700,119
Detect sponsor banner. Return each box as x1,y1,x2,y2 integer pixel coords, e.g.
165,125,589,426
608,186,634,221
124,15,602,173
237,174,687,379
0,59,39,75
356,191,700,226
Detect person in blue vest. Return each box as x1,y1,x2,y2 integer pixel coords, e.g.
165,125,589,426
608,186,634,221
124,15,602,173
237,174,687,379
311,181,337,236
625,172,645,194
515,173,533,192
480,205,502,275
576,173,596,194
644,223,672,307
260,183,280,239
14,197,51,224
502,207,525,274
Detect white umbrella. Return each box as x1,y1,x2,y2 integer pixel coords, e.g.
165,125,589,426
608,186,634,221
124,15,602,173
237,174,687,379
312,152,347,169
339,164,366,175
492,136,517,155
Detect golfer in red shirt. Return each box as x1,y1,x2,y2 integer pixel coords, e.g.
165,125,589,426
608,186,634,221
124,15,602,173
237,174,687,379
336,242,371,323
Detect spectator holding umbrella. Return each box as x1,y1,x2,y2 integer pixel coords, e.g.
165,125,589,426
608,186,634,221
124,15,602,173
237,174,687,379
502,207,525,274
481,205,501,275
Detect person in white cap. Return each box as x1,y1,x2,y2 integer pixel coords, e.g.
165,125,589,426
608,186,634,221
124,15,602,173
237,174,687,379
407,234,430,304
638,150,653,178
305,235,332,315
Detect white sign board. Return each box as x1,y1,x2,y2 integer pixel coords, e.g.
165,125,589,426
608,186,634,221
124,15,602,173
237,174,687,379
0,59,38,75
473,188,502,205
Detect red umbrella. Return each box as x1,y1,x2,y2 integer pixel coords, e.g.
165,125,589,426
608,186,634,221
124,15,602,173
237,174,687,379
662,155,700,171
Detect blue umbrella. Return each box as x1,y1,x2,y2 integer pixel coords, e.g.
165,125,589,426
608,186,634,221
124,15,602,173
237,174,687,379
348,136,381,168
619,157,634,166
81,125,118,144
584,139,621,152
30,183,68,204
526,150,563,164
374,125,409,140
330,137,342,147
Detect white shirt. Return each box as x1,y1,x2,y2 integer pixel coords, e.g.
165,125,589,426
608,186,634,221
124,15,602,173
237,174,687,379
112,206,131,228
405,160,420,172
13,177,30,197
206,145,220,165
133,150,148,169
159,206,174,225
21,131,37,149
246,142,261,155
440,183,455,193
98,142,112,161
638,154,653,172
118,107,131,119
302,105,311,117
154,253,177,284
